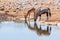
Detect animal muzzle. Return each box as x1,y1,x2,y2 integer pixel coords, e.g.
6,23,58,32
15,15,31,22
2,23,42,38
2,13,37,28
34,19,36,21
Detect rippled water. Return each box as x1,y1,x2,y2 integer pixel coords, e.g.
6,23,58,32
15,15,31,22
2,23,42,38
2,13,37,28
0,21,60,40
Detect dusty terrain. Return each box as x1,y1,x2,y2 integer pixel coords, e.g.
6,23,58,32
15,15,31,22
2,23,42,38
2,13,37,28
0,0,60,22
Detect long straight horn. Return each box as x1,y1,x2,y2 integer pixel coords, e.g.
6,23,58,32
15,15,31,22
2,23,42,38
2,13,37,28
24,14,27,23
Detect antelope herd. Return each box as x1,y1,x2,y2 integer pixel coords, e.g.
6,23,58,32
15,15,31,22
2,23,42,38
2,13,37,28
25,7,52,22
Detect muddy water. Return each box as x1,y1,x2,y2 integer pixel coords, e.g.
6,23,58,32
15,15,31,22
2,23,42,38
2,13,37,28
0,21,60,40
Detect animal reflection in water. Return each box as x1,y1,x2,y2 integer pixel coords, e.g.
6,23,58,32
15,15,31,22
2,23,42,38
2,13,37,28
25,7,51,22
25,22,52,35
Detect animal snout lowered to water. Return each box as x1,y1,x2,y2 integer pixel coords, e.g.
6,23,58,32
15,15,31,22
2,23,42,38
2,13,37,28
34,8,51,22
24,7,51,23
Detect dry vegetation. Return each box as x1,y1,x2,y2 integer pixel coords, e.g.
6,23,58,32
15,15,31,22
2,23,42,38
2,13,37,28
0,0,60,22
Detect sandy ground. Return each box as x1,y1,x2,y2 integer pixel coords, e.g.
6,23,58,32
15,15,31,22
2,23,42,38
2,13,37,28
0,8,60,22
0,0,60,22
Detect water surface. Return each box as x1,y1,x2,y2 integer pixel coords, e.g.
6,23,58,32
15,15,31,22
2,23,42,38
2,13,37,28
0,21,60,40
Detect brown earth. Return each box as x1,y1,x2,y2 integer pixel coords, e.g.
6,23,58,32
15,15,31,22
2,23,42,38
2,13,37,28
0,0,60,22
0,8,60,22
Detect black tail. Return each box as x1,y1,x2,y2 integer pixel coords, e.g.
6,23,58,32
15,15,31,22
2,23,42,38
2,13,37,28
48,8,51,17
34,14,38,22
49,12,51,17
